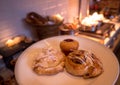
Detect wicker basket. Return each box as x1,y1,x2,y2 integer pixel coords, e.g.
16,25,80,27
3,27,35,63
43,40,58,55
24,12,64,40
35,22,62,40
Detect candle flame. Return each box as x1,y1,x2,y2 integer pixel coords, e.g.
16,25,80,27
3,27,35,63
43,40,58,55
5,39,15,47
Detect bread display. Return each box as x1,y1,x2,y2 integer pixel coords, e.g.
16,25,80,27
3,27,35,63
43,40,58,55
60,39,79,55
25,12,63,26
32,47,64,75
32,38,103,79
65,50,103,78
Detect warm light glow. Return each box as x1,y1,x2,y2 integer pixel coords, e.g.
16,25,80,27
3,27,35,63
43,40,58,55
54,14,63,21
5,36,25,47
110,31,115,37
81,12,105,26
13,37,23,45
5,39,15,47
104,37,110,44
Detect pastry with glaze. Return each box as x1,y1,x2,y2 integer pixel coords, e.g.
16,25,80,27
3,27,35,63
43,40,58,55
60,39,79,55
65,50,103,78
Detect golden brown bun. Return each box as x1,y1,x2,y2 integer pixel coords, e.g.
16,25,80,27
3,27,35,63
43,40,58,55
32,47,65,75
60,39,79,55
65,50,103,78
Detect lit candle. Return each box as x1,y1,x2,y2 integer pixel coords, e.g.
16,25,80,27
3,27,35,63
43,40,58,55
13,36,23,45
5,39,15,47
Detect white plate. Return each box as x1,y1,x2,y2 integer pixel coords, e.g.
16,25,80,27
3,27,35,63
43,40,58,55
15,35,119,85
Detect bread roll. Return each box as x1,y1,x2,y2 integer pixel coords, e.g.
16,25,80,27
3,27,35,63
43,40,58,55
60,39,79,55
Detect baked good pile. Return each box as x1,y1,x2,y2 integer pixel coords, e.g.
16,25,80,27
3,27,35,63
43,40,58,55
32,38,104,79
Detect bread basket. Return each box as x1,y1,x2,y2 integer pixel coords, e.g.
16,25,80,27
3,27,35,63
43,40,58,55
24,12,64,40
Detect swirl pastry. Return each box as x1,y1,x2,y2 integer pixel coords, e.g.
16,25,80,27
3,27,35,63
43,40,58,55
32,47,64,75
60,39,79,55
65,50,103,78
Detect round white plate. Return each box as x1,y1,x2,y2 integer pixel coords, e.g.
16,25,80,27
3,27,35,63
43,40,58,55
15,35,119,85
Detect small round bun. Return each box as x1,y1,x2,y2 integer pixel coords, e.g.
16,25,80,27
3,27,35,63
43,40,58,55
60,39,79,55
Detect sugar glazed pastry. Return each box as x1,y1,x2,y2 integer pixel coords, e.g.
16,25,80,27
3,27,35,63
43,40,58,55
65,50,103,78
60,39,79,55
32,47,65,75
